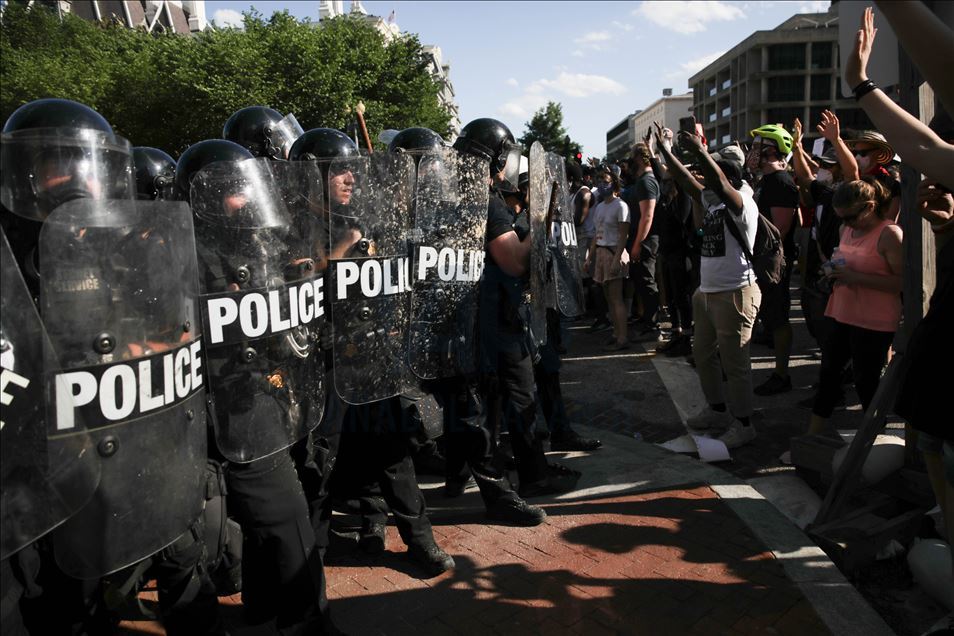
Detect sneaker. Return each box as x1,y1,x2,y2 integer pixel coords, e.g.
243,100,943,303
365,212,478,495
486,497,547,526
603,340,630,352
754,373,792,396
685,408,736,432
407,542,455,577
587,317,612,334
717,422,757,449
358,521,386,555
518,463,581,498
550,430,602,452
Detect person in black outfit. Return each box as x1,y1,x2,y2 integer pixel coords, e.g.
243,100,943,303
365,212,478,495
647,142,696,357
623,143,662,340
747,129,799,396
176,137,338,635
1,99,227,636
456,118,581,501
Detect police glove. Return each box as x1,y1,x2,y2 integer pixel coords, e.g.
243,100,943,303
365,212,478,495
513,211,530,241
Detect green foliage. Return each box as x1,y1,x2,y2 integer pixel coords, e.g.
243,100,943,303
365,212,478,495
0,5,451,154
516,101,582,159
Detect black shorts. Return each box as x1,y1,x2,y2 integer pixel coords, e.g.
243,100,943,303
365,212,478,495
757,263,791,331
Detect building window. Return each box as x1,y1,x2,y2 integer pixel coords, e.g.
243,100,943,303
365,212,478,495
768,44,806,71
810,75,831,101
837,108,875,132
767,76,805,102
766,107,802,128
811,42,833,69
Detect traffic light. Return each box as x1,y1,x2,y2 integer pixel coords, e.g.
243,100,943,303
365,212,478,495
576,152,582,161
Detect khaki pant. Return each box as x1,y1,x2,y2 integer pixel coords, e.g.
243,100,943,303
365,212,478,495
691,284,762,418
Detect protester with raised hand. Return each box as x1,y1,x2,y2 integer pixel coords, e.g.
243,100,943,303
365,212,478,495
846,6,954,190
656,126,762,449
815,110,859,183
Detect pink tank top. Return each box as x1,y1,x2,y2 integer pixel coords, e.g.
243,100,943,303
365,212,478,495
826,219,901,332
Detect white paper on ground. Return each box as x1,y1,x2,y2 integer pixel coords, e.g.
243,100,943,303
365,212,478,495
657,433,731,463
693,434,731,462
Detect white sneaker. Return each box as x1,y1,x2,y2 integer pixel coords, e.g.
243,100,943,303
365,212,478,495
718,422,757,449
686,408,736,431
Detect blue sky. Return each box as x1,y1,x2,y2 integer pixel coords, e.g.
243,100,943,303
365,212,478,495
205,1,830,157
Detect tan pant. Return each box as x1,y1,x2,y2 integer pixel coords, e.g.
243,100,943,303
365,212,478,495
691,284,762,418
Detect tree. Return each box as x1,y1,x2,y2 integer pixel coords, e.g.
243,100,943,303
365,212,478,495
516,101,582,159
0,5,452,154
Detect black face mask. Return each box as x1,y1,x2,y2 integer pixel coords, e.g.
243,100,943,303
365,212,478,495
36,182,94,217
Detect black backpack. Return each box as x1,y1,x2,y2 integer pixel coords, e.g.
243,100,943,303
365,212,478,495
723,209,784,286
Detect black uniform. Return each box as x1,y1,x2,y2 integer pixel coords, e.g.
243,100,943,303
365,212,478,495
476,193,549,490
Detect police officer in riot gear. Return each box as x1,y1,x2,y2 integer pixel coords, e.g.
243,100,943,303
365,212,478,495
223,105,304,160
453,117,581,500
285,127,357,569
512,161,601,453
176,138,341,634
132,146,177,201
1,98,223,635
319,126,457,575
288,129,456,574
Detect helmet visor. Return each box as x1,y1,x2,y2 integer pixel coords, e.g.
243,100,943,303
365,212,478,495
189,158,289,229
1,128,134,221
495,143,523,193
267,113,305,160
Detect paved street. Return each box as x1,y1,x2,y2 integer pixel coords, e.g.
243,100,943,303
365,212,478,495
119,281,910,636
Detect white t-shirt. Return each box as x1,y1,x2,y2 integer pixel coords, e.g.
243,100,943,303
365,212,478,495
593,197,630,247
699,183,758,293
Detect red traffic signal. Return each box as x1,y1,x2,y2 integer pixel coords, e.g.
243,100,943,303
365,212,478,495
575,152,582,160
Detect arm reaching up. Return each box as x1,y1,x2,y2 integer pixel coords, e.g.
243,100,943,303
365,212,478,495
845,7,954,189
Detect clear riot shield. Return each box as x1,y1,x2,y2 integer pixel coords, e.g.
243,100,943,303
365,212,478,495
40,199,206,579
328,153,415,404
408,148,489,379
545,152,585,317
191,159,325,463
1,229,100,561
527,142,550,347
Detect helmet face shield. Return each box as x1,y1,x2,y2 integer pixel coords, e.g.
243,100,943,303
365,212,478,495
190,158,289,229
1,128,134,221
495,143,523,193
266,113,305,160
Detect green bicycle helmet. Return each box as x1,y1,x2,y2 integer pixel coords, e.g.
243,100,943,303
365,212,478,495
749,123,793,157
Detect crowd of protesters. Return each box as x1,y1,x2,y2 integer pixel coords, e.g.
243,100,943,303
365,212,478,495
570,4,954,540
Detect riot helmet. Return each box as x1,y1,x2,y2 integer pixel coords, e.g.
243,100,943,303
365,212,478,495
288,128,359,162
452,118,521,192
1,98,135,221
177,139,287,229
174,139,253,201
289,129,359,208
132,147,176,200
388,127,445,155
222,106,304,161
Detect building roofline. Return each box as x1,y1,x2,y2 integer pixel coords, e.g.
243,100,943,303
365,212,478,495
631,92,693,118
687,11,835,85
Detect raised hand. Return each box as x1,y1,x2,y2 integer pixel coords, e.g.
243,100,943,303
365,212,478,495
816,109,841,143
845,6,877,87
